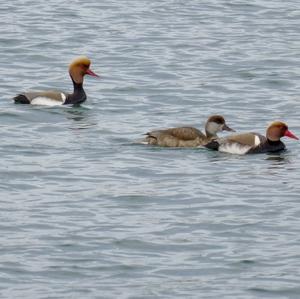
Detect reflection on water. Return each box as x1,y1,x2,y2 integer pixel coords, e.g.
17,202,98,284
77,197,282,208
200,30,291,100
265,151,292,168
266,153,287,162
63,107,98,130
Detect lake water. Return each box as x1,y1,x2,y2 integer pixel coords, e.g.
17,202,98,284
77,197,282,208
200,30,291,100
1,0,300,298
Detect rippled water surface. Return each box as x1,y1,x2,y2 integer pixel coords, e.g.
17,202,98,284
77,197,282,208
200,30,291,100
1,0,300,298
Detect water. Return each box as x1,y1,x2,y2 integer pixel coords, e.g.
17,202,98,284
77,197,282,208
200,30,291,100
1,0,300,298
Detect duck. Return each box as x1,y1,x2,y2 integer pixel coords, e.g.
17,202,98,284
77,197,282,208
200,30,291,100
205,121,298,154
14,56,99,106
143,115,235,147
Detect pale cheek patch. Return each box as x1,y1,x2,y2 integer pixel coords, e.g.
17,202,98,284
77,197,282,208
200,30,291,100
219,143,251,155
31,97,64,106
206,122,221,134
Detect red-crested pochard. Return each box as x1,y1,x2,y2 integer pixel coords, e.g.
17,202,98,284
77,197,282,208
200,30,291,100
14,56,99,106
143,115,235,147
205,121,298,154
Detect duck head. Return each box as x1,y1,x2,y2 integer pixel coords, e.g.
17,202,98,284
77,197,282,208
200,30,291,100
69,56,99,84
266,121,298,141
205,115,235,137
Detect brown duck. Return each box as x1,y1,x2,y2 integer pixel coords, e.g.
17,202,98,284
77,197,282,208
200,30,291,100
143,115,235,147
205,121,298,154
14,56,99,106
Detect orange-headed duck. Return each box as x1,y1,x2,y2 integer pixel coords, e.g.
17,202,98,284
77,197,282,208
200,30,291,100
14,56,99,106
205,121,298,154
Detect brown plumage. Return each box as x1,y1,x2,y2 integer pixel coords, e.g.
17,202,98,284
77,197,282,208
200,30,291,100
143,115,234,147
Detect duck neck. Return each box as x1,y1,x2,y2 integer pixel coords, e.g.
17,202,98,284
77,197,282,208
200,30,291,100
267,138,282,145
205,130,217,139
205,122,219,139
65,78,86,105
205,125,217,139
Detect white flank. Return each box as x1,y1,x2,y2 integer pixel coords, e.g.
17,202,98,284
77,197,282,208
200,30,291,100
61,93,66,103
31,97,63,106
254,135,261,146
219,143,251,155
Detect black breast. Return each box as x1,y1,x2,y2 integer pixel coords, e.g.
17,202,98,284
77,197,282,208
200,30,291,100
64,82,87,105
248,140,285,154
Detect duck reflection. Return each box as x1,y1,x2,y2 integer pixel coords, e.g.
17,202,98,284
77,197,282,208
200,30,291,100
266,152,289,163
64,106,97,130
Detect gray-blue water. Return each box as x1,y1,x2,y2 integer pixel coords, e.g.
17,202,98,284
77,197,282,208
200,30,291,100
1,0,300,298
